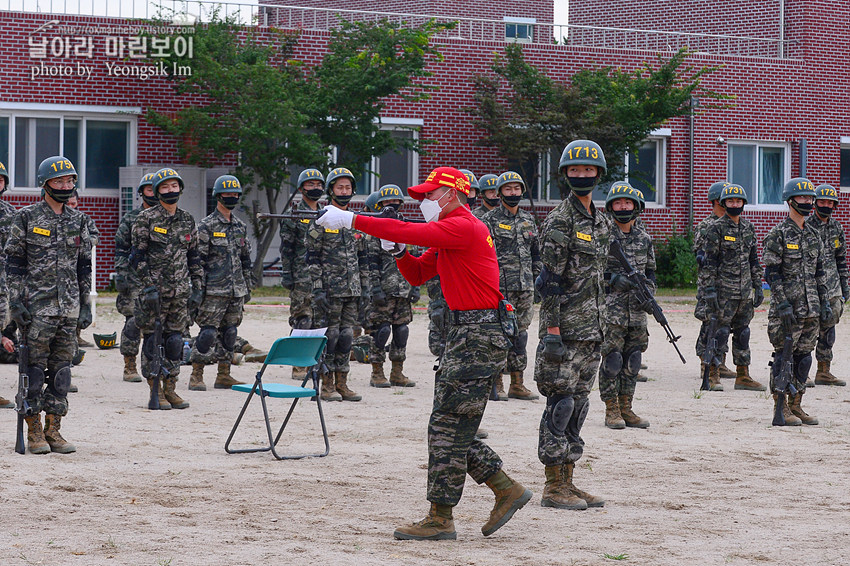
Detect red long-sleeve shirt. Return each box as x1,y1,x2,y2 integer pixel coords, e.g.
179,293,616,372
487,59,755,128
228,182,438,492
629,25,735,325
354,206,503,311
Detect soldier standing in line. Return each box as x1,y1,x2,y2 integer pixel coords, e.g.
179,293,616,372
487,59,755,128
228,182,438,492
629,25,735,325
66,190,98,350
5,156,92,453
481,171,540,401
762,178,828,426
472,173,499,219
535,140,609,510
188,175,254,391
700,184,767,393
0,161,17,409
806,184,849,386
115,173,158,383
130,167,203,410
598,183,655,429
305,167,370,402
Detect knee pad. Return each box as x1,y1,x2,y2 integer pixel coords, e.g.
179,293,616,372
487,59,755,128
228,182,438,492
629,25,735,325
222,326,238,351
512,330,528,355
793,353,813,385
600,351,623,379
142,333,156,361
373,323,391,351
820,326,836,349
26,366,45,398
123,316,140,341
196,325,217,354
566,397,589,445
164,333,184,361
625,350,642,377
733,327,751,351
391,324,409,349
49,365,72,396
325,327,340,354
337,327,353,353
714,326,730,347
545,394,574,437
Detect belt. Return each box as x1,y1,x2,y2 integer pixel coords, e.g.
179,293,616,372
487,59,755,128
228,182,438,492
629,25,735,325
449,308,499,325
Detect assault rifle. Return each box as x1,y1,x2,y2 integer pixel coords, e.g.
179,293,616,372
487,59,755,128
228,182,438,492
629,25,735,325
257,207,426,223
15,329,31,455
771,332,797,426
701,314,720,391
147,297,165,411
609,239,687,364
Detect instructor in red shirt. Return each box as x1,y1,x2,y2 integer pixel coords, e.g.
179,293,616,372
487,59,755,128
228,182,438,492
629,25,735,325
317,167,532,541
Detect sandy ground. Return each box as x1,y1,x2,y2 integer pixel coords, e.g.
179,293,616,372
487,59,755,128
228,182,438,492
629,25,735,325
1,296,850,566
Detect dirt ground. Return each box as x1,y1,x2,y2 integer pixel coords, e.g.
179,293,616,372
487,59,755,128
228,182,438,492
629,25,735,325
1,296,849,566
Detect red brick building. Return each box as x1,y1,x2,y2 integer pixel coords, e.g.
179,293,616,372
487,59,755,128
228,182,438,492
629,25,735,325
2,0,847,287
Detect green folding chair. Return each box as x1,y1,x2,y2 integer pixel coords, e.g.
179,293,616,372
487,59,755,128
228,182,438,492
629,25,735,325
225,335,329,460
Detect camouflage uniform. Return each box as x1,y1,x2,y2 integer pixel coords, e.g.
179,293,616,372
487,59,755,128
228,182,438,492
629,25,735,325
426,275,447,357
365,234,414,364
703,215,762,366
131,205,203,380
0,199,17,321
5,201,92,416
693,212,720,356
279,199,322,330
805,213,848,364
598,223,655,402
471,205,493,219
535,193,610,465
190,209,254,364
115,205,147,357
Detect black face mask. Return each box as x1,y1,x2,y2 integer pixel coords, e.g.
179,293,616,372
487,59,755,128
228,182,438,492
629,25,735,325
501,194,523,207
567,176,597,196
142,192,159,207
159,191,181,205
790,200,812,216
332,194,353,207
219,195,240,210
816,204,834,218
725,206,744,218
45,187,74,203
305,188,324,201
483,196,500,208
611,209,636,223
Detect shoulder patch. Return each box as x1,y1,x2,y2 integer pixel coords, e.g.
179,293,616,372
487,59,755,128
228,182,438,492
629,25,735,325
548,229,566,245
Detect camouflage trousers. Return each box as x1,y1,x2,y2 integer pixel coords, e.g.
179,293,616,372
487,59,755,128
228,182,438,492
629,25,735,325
117,286,141,357
767,315,818,392
288,280,313,330
427,319,510,507
598,324,648,401
426,278,447,357
712,297,754,366
816,297,844,362
135,293,191,379
535,339,601,466
190,295,245,364
504,290,533,372
25,315,77,416
321,297,358,373
368,297,412,363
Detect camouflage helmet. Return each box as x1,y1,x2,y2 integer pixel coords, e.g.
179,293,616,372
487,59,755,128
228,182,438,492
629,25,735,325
707,181,729,202
458,169,479,191
815,183,839,203
478,173,499,195
137,172,155,194
782,177,816,202
605,181,643,223
212,174,242,196
496,171,526,194
0,161,9,191
325,167,356,195
558,140,607,176
719,183,748,205
37,156,77,187
376,184,404,205
297,168,324,190
152,167,184,194
364,191,382,213
94,332,117,350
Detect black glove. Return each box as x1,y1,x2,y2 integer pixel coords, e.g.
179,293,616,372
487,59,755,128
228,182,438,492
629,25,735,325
430,305,445,329
752,286,764,308
9,301,31,327
609,273,632,292
821,300,833,323
408,286,421,304
637,298,655,315
542,333,566,363
280,273,294,292
777,301,796,329
704,286,720,314
372,288,388,308
78,302,93,329
313,290,330,314
189,287,204,314
142,286,160,308
695,249,706,268
533,289,541,304
114,274,129,294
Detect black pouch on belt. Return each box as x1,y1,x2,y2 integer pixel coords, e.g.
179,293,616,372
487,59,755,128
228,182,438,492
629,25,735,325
498,299,518,339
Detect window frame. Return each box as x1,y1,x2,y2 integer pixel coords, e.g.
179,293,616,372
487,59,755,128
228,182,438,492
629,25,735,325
726,139,791,210
504,16,535,44
839,136,850,192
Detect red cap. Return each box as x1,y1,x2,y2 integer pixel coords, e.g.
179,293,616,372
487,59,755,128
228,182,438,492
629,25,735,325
406,167,471,200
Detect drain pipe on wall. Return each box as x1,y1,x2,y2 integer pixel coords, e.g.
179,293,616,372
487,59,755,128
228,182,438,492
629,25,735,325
688,96,699,234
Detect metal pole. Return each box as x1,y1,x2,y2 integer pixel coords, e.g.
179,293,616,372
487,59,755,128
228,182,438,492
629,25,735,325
779,0,785,57
688,96,698,234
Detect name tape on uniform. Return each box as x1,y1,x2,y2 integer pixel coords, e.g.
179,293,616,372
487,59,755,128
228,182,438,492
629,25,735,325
154,226,168,234
724,236,736,242
576,231,592,242
786,243,799,250
213,232,226,238
33,227,50,236
325,228,339,234
836,239,841,248
300,219,311,224
498,223,512,230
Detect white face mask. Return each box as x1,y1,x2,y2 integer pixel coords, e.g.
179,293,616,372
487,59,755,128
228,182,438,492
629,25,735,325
419,190,447,222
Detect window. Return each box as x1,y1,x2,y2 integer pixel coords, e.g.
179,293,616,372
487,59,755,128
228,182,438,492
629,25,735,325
504,17,535,43
86,121,129,188
589,138,667,206
375,129,417,190
727,141,789,205
841,145,850,189
0,117,8,168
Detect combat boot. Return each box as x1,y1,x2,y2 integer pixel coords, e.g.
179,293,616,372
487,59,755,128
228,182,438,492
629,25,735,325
76,329,94,348
734,365,766,391
815,361,846,386
565,461,604,508
335,371,362,401
370,362,390,388
635,373,648,382
123,355,142,383
708,364,724,391
389,360,416,387
494,375,508,401
0,396,15,409
43,414,76,454
718,354,736,379
320,372,342,402
163,378,190,409
772,394,801,426
603,397,625,429
24,414,50,454
618,394,649,428
508,371,539,400
147,378,171,410
188,362,206,391
482,470,533,536
541,465,587,510
291,366,308,381
242,343,268,363
393,503,456,540
788,392,818,425
214,362,245,389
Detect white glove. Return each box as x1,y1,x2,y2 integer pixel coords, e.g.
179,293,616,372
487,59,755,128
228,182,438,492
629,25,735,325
381,239,405,256
316,206,354,230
